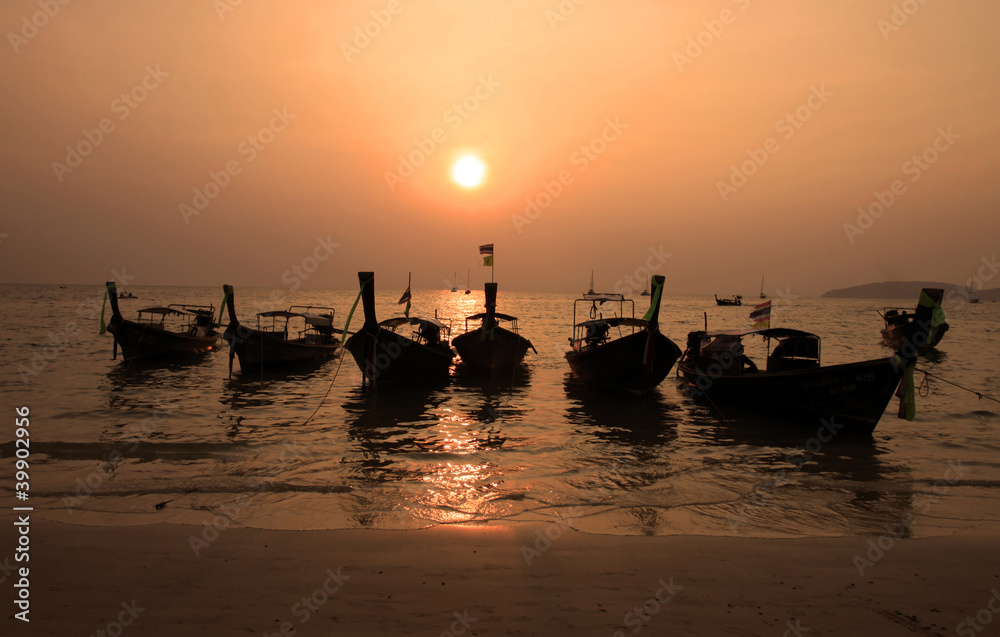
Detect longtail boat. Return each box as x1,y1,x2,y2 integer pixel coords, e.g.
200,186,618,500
880,288,949,350
221,284,340,374
102,281,219,361
677,327,912,434
344,272,454,388
714,294,743,306
452,282,536,375
565,274,681,394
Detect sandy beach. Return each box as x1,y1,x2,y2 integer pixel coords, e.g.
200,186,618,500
6,519,996,636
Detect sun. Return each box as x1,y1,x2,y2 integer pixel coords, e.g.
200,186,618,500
451,155,487,189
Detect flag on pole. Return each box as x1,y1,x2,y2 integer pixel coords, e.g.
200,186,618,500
479,243,494,267
398,286,411,318
750,300,771,328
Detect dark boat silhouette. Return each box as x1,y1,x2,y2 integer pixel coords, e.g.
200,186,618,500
677,327,910,434
714,293,743,306
103,281,219,361
880,288,949,350
452,282,535,376
344,272,454,389
221,284,340,375
565,274,681,394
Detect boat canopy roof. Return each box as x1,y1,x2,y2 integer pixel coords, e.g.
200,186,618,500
699,327,817,340
466,312,518,322
379,316,447,330
581,293,625,302
138,306,203,317
257,310,333,327
575,317,648,329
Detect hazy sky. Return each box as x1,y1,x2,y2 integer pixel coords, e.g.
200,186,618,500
1,0,998,296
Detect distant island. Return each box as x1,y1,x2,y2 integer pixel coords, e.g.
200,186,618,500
822,281,1000,302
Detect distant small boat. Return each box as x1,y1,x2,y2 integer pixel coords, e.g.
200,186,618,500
118,291,138,299
453,282,536,375
565,274,681,394
759,273,767,300
465,268,471,294
880,288,949,350
640,273,651,297
345,272,454,388
222,285,340,374
970,298,981,304
103,281,218,361
678,327,907,434
452,270,458,293
715,294,743,306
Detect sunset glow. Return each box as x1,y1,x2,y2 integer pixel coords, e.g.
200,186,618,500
451,155,487,189
0,2,997,296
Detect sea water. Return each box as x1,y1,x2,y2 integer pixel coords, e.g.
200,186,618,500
1,284,998,538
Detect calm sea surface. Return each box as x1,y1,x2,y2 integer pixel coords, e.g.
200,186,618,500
1,284,998,538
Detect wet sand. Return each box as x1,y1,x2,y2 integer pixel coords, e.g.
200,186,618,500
12,519,1000,636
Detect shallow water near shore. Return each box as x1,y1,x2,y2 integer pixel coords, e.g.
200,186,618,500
2,283,999,538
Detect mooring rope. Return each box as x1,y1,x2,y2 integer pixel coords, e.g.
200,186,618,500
915,367,1000,405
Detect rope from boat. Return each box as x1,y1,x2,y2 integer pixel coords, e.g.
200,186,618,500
302,343,350,426
914,367,1000,405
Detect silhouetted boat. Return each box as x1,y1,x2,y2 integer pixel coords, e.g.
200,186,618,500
103,281,218,361
344,272,454,388
759,273,767,299
565,274,681,394
465,269,471,294
640,273,651,297
677,327,907,434
453,282,536,375
714,294,742,306
221,284,340,374
880,288,948,350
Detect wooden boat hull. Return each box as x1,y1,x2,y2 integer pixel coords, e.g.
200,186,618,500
109,320,219,360
565,331,681,394
345,328,452,386
224,326,338,371
453,326,533,375
678,357,903,434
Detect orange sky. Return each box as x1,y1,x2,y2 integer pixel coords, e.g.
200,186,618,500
1,0,998,296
